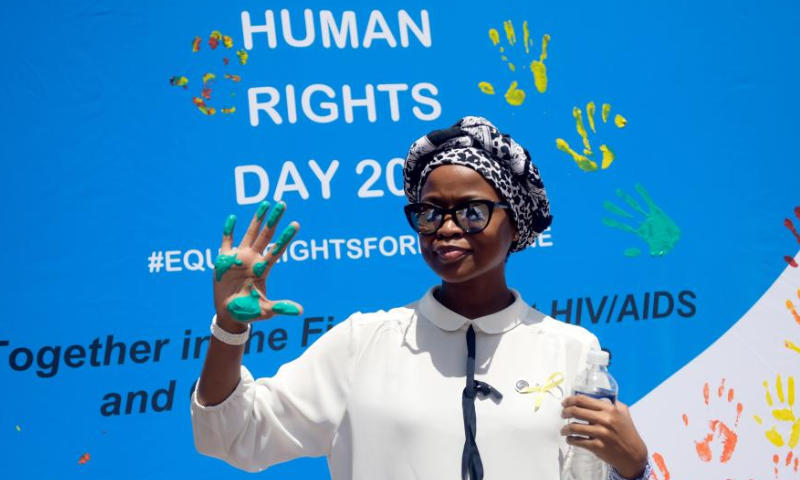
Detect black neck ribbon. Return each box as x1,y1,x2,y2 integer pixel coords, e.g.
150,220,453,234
461,325,503,480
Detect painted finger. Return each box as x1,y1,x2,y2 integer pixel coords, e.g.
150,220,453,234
214,216,244,282
240,200,271,249
221,214,237,251
266,221,300,262
252,259,270,278
266,299,304,317
252,201,287,253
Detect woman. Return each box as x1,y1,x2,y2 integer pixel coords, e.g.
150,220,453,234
191,117,651,480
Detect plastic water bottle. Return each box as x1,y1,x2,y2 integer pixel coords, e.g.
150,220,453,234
561,349,618,480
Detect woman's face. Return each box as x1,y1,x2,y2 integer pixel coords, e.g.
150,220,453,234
417,164,517,284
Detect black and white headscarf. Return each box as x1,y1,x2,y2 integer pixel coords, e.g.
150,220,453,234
403,116,552,253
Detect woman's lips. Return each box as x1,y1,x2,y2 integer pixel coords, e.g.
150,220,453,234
434,247,472,263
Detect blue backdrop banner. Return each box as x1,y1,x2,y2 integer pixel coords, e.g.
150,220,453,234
2,1,800,478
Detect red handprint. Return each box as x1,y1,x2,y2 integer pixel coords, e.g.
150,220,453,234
783,206,800,268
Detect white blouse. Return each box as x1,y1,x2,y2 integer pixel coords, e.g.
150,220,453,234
191,286,609,479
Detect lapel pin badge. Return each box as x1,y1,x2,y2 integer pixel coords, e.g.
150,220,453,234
516,372,565,412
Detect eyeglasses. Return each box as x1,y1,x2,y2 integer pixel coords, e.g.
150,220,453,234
404,200,511,235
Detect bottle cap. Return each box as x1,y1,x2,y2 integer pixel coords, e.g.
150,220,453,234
586,349,609,366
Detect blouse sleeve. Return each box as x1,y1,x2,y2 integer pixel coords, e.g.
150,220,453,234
608,463,653,480
190,313,362,472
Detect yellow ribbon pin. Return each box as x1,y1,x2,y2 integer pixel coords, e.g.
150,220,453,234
517,372,565,411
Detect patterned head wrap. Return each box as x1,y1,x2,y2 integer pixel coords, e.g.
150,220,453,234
403,116,552,253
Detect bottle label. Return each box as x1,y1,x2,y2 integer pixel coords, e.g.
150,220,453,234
574,388,616,404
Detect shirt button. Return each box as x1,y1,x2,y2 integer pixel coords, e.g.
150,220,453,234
515,379,529,391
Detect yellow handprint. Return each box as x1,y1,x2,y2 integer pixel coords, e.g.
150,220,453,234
478,20,550,107
556,102,627,172
754,374,800,477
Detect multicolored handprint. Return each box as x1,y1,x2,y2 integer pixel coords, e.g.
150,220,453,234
169,30,248,116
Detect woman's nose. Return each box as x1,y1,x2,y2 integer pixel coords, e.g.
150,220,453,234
437,213,463,237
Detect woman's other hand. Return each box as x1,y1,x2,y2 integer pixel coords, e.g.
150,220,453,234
560,395,649,479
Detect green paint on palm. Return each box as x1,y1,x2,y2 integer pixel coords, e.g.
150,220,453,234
266,202,286,228
253,261,268,277
256,201,271,220
271,224,297,256
602,184,681,257
227,286,262,321
214,253,243,281
223,215,237,236
272,301,300,316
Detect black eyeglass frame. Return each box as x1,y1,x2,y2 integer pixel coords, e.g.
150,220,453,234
403,199,511,235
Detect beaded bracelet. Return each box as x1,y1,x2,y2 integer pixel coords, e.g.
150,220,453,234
209,314,251,346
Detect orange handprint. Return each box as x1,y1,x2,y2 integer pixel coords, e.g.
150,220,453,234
682,379,742,464
772,452,799,478
647,452,670,480
786,288,800,357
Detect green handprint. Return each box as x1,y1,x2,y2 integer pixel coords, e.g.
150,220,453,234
602,184,681,257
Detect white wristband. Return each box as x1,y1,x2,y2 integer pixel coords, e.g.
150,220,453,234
210,314,251,346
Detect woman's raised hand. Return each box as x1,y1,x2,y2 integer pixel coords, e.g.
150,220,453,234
212,200,303,326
